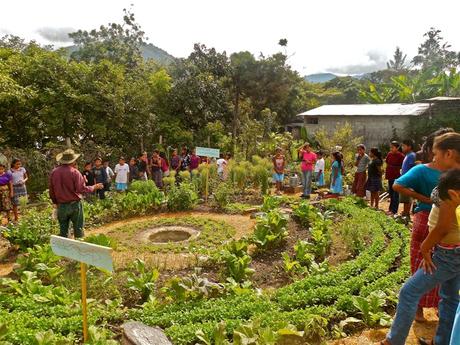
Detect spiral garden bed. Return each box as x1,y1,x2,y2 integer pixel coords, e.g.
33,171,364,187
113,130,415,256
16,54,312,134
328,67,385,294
0,196,415,345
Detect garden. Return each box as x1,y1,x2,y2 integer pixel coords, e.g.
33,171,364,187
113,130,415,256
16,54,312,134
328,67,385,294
0,159,411,345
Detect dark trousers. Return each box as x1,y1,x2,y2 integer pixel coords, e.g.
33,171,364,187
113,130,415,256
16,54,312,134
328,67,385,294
96,188,105,200
57,200,84,238
388,179,399,214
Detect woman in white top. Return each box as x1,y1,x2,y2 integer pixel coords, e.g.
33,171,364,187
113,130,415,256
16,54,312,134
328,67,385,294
10,158,28,222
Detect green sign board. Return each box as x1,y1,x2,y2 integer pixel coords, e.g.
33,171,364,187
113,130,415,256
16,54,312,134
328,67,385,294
50,235,114,272
196,146,220,158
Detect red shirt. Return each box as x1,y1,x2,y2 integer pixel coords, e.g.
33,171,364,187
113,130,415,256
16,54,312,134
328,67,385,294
49,165,95,204
189,154,200,170
385,151,405,180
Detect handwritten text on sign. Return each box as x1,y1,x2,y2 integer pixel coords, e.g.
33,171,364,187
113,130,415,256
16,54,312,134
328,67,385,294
196,147,220,158
50,235,113,272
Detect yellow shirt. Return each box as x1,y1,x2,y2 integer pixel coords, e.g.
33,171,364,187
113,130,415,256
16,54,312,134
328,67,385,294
428,205,460,245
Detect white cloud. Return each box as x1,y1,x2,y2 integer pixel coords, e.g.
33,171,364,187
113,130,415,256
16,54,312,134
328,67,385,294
1,0,459,74
36,27,75,43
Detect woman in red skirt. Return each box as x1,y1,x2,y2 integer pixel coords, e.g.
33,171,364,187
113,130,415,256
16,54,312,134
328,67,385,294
393,128,454,321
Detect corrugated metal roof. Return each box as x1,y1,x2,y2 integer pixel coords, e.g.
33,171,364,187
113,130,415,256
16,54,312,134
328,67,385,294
421,97,460,102
297,103,430,117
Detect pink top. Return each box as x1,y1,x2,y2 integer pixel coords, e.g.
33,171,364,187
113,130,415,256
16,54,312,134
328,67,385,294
49,165,95,204
300,151,317,172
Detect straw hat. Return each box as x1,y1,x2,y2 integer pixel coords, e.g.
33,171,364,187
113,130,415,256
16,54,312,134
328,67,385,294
56,149,81,164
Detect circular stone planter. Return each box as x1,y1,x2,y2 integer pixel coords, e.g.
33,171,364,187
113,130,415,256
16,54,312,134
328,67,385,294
138,226,200,244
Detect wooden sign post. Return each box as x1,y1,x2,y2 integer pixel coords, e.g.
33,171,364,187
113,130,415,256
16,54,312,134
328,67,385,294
196,147,220,204
50,235,114,342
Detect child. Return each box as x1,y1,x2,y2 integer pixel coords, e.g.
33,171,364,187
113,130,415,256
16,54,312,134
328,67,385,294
137,152,149,180
150,150,163,188
314,151,325,188
330,151,343,195
9,158,28,222
92,158,108,199
114,157,130,191
400,139,417,217
216,153,227,180
0,164,13,224
365,148,383,209
128,157,139,182
82,162,94,186
103,160,114,191
272,147,286,195
170,149,181,173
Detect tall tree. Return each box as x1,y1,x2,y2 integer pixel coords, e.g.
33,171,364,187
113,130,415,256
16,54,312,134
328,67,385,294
412,28,460,72
387,47,407,72
69,8,145,68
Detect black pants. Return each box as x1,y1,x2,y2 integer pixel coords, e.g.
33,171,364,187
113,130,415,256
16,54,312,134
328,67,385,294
388,179,399,214
96,188,105,200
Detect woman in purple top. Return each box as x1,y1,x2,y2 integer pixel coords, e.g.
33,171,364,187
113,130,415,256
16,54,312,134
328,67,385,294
0,163,13,223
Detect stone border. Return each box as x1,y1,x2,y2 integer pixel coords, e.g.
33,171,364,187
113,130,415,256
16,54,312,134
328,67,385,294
137,226,200,244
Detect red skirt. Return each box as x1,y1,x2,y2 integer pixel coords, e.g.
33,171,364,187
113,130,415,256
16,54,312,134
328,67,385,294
411,210,440,308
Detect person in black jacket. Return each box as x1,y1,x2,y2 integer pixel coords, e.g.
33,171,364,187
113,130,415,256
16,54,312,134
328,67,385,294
92,157,107,199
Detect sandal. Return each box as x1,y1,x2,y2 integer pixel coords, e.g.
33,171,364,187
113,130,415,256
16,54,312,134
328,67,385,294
418,338,434,345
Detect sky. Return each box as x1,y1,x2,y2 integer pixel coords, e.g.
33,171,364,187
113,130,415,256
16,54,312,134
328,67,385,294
1,0,460,75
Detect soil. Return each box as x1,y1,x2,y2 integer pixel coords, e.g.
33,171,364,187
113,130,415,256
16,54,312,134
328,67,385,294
327,309,438,345
327,216,351,266
250,219,309,289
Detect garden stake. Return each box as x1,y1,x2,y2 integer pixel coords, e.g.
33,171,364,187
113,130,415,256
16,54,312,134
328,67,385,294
205,162,209,204
50,236,113,344
81,262,88,342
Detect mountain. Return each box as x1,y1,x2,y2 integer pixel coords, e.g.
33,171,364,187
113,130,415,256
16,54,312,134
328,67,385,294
141,43,175,65
305,73,339,83
61,43,176,65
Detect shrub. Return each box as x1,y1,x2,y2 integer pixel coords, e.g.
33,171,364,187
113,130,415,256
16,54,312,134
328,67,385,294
3,207,56,250
213,182,234,209
252,165,271,195
167,183,198,211
129,180,159,195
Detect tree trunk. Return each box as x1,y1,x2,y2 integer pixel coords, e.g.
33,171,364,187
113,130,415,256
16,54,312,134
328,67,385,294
232,85,240,155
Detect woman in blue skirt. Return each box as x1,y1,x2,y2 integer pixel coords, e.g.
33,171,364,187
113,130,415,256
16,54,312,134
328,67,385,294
330,152,343,195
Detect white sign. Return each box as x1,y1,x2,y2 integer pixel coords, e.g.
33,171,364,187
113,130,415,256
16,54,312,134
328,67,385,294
196,146,220,158
50,235,114,272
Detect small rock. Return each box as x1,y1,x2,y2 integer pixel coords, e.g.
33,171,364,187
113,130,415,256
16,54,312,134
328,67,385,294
250,212,266,219
122,321,173,345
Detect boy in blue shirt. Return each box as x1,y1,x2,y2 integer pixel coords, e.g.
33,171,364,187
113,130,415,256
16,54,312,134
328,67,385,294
400,139,417,217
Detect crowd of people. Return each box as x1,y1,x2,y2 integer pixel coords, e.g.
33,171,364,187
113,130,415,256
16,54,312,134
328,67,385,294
0,146,233,225
266,130,460,344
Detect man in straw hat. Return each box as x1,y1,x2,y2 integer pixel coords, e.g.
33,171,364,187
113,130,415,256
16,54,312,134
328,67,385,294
49,149,104,238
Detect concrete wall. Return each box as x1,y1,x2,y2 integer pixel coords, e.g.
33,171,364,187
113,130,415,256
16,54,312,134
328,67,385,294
301,115,411,148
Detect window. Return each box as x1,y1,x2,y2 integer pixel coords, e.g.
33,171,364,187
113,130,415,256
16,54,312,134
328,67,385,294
306,117,318,124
